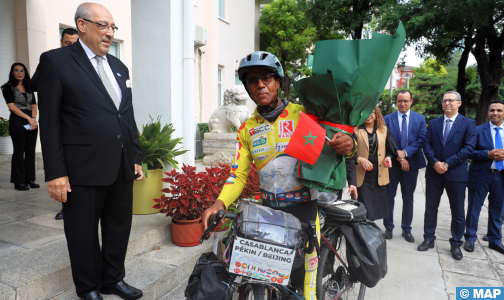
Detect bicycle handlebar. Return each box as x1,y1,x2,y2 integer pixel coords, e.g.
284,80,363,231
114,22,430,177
199,209,320,259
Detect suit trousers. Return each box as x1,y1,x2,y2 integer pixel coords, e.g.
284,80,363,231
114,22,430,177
424,178,466,247
63,151,134,297
8,112,37,183
465,172,504,244
384,165,418,232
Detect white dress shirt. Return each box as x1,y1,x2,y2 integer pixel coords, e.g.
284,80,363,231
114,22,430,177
443,113,458,136
489,121,504,170
397,109,411,156
79,39,122,103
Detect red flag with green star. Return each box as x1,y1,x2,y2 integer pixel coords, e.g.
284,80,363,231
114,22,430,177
284,112,326,165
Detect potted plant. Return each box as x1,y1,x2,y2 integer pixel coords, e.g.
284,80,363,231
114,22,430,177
0,117,13,155
133,116,188,215
153,164,226,246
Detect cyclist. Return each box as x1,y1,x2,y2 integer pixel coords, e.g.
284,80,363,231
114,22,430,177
202,51,356,300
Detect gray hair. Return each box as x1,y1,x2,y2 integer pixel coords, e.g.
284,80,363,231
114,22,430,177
444,91,461,101
74,3,94,29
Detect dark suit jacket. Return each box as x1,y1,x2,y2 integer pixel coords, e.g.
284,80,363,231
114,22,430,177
36,40,142,185
423,114,476,182
467,123,503,190
384,110,427,170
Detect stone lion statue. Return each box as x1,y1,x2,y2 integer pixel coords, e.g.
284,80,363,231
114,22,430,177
208,85,252,133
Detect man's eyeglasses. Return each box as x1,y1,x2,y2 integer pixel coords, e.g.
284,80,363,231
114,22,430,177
441,99,459,104
82,18,118,33
244,73,275,88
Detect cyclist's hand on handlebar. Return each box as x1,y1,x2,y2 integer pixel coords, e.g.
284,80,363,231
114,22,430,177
202,200,226,230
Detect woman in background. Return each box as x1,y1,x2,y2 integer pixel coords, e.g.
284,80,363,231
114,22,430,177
1,63,39,191
347,106,397,220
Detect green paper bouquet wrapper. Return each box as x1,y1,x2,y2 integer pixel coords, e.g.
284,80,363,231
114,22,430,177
293,22,406,192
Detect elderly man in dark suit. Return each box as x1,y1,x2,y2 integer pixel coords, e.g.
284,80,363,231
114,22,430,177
383,90,426,243
35,3,143,300
464,100,504,254
419,91,476,260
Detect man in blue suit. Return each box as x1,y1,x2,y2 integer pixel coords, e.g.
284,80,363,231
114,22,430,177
383,90,426,242
464,100,504,254
419,91,476,260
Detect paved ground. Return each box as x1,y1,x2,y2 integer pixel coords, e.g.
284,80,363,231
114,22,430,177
1,167,504,300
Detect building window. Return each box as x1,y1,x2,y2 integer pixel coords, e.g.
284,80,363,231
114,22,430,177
218,0,225,19
218,68,222,107
108,41,121,58
403,72,409,78
235,71,242,85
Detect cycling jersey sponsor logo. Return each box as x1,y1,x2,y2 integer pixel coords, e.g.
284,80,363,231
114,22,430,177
286,193,293,199
279,120,294,138
252,145,271,155
280,110,289,118
294,192,301,199
229,172,237,179
231,163,239,172
225,178,235,185
308,256,318,270
278,194,286,201
275,142,289,152
252,135,267,148
302,192,310,199
256,154,270,161
249,124,270,137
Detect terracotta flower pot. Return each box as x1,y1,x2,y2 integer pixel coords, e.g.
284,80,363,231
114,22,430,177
171,217,203,247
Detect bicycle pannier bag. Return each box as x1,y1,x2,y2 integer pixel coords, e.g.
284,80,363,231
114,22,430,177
185,252,234,300
340,220,387,288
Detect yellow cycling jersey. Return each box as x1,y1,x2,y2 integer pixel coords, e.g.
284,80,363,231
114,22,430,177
218,102,315,209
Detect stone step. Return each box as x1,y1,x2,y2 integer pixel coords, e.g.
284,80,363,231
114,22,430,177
49,238,214,300
0,213,175,300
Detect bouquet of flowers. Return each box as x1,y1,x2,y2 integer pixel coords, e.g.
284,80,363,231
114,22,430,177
286,22,406,192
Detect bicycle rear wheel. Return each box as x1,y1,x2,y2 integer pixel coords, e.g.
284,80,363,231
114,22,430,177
316,231,366,300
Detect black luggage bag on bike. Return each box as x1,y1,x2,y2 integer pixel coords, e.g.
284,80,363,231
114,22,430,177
185,252,235,300
340,220,387,288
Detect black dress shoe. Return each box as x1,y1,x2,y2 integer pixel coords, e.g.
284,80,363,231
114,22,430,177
101,280,142,299
418,240,435,251
14,183,29,191
385,229,393,239
402,231,415,243
464,240,475,252
489,243,504,255
483,234,489,242
81,290,103,300
55,210,64,220
450,246,463,260
26,181,40,188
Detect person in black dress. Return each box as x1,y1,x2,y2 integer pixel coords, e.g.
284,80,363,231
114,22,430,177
1,63,40,191
347,106,397,221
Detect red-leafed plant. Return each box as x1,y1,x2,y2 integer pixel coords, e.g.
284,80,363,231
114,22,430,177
153,162,260,221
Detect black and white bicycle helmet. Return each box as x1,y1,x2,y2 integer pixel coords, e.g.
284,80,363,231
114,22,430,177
238,51,284,88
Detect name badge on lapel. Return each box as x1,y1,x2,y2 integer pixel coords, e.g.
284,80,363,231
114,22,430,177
126,79,132,88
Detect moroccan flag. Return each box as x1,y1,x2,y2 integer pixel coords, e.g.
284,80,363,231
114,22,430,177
284,112,326,165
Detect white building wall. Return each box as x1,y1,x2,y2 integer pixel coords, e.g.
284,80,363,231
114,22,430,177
0,0,17,119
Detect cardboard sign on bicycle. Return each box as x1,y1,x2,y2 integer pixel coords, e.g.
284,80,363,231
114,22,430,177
229,237,296,286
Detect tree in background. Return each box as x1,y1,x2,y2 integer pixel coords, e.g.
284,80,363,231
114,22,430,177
379,0,504,124
304,0,392,40
259,0,317,101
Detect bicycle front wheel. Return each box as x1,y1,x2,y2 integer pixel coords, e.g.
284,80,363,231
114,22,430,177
240,283,267,300
316,232,366,300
